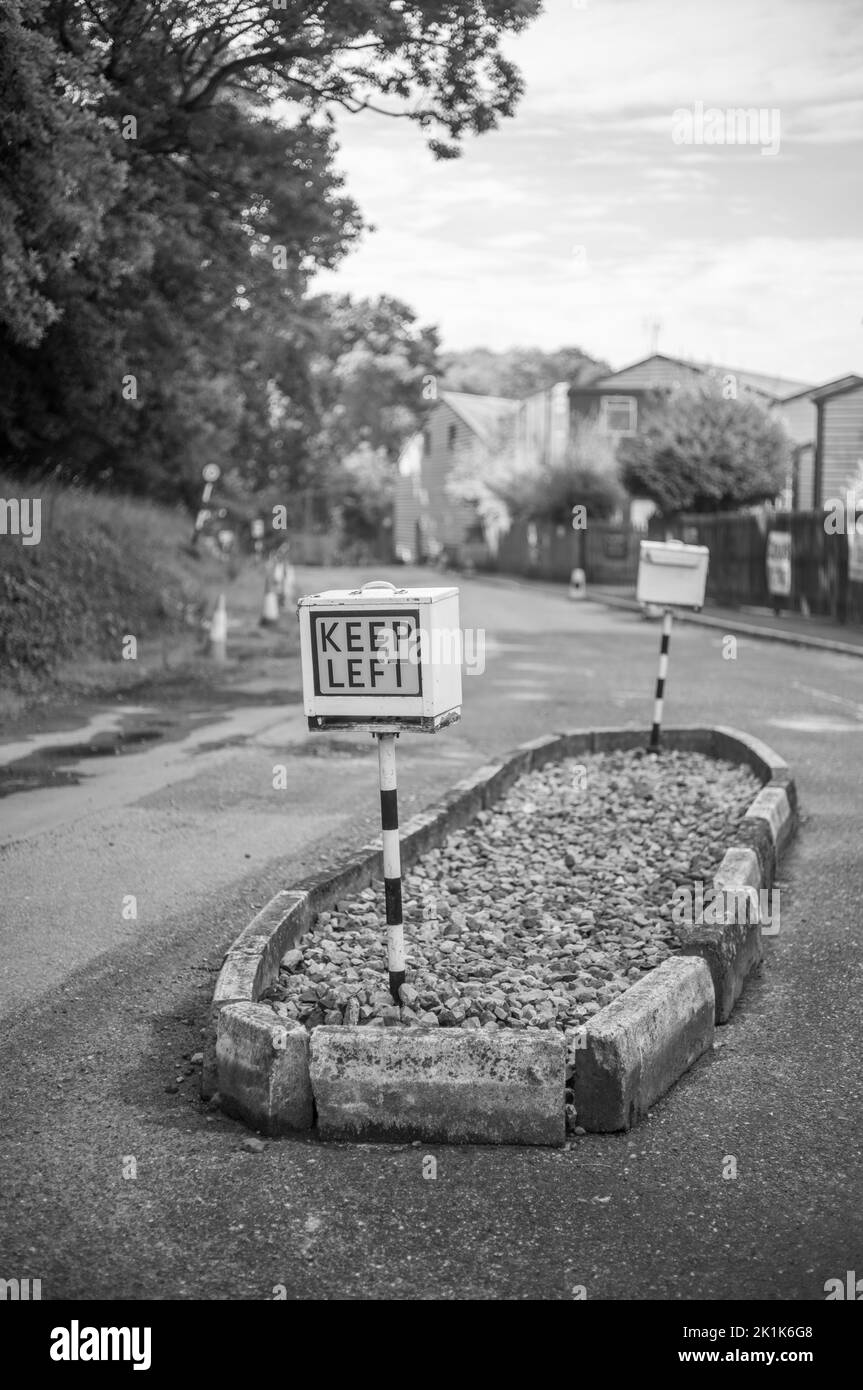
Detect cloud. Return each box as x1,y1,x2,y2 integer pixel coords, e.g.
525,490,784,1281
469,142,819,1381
311,0,863,383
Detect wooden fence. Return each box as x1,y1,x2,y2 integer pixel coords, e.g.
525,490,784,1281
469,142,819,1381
482,509,863,626
650,510,863,622
485,520,640,586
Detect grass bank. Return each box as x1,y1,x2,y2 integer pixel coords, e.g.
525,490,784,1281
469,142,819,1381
0,478,224,714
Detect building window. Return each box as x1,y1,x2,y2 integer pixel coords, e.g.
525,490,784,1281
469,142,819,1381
601,396,637,436
447,423,457,451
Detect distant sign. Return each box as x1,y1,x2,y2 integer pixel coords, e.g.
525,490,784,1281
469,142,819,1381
310,611,421,697
202,464,220,483
636,540,709,609
850,524,863,584
766,531,792,597
250,518,265,539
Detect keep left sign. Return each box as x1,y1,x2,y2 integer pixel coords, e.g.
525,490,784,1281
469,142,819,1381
298,582,461,731
310,609,422,697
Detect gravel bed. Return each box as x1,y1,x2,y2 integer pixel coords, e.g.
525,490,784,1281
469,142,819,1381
264,750,758,1044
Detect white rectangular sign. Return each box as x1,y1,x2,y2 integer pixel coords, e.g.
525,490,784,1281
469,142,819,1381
297,583,462,732
310,610,422,697
636,540,709,609
766,531,792,597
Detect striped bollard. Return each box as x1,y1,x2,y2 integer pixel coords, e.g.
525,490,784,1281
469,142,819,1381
649,607,673,752
376,733,405,1002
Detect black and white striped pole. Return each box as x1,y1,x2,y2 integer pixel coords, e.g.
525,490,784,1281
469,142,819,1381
649,607,673,752
376,732,405,1002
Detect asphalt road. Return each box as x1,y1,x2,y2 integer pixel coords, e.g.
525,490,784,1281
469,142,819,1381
0,569,861,1300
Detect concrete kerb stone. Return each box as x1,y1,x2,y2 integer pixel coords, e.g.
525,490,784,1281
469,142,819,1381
207,724,797,1138
310,1025,565,1146
680,845,766,1024
745,784,795,855
571,957,715,1132
216,1002,313,1135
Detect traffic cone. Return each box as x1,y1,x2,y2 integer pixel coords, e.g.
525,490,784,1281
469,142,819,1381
208,593,228,662
568,567,586,600
260,575,279,627
272,561,285,608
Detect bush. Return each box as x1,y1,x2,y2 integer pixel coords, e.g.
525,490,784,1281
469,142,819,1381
619,382,790,514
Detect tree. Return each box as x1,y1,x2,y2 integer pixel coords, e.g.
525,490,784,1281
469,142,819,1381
1,1,540,498
619,383,791,515
43,0,540,158
0,0,130,352
441,345,608,397
306,294,440,461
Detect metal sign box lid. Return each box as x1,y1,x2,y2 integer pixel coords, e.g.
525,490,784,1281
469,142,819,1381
640,540,709,568
297,582,458,608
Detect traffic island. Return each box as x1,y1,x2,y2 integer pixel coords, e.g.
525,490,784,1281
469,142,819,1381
204,725,796,1143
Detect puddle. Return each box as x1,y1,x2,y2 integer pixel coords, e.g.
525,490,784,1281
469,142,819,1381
0,688,304,797
0,706,155,768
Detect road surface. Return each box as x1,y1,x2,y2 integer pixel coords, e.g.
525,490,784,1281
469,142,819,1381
0,569,860,1299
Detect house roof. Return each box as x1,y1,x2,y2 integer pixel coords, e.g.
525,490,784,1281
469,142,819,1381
587,353,812,401
807,374,863,403
440,391,519,443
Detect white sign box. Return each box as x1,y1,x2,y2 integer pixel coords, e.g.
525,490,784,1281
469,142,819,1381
766,531,792,597
636,540,710,609
298,581,462,731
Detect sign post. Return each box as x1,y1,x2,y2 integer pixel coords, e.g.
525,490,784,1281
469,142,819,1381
649,607,673,752
377,732,405,1000
298,579,462,1000
193,464,221,544
636,540,709,752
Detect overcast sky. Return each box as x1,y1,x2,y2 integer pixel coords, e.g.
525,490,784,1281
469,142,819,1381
311,0,862,386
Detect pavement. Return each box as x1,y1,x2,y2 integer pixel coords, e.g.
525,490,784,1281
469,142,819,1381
0,568,861,1299
588,582,863,656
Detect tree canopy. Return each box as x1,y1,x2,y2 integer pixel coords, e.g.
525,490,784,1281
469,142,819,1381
441,345,608,398
0,0,540,503
619,384,791,515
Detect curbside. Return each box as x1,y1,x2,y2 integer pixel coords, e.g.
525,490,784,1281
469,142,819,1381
206,724,797,1140
216,1001,313,1135
309,1025,566,1146
572,957,715,1131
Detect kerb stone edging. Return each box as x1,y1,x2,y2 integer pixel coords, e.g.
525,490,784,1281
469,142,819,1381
205,725,797,1142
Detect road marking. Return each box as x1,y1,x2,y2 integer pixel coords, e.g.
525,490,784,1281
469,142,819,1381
769,714,863,733
791,682,863,720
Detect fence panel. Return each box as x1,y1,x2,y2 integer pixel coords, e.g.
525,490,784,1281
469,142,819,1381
649,510,852,619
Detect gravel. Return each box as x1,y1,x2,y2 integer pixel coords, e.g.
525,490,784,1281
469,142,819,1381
262,750,759,1048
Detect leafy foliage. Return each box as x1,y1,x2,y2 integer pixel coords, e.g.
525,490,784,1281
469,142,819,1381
0,0,538,502
619,383,791,514
440,345,609,397
446,413,623,547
